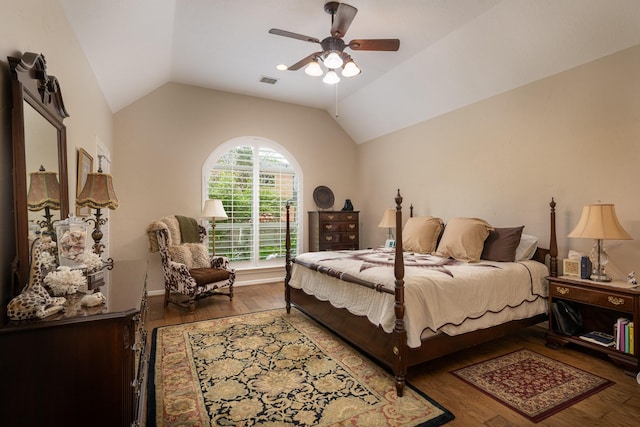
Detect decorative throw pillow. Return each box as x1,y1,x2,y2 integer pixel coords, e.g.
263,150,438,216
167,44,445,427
434,217,494,262
168,245,192,267
481,226,524,262
161,216,181,245
168,243,210,268
515,234,539,261
402,216,444,254
188,243,211,268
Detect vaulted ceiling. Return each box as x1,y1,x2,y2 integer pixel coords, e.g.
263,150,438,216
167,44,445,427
59,0,640,143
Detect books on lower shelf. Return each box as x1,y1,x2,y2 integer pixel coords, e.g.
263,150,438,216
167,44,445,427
579,331,615,347
613,318,635,355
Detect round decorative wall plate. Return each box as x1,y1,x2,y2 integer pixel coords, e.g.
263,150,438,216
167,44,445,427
313,185,334,209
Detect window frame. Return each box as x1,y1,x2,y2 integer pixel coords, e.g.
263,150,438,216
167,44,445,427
202,136,303,269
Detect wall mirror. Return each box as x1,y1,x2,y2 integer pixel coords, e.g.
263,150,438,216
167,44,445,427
9,52,70,294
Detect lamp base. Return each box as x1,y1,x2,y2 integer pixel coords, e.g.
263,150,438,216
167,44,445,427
590,266,612,282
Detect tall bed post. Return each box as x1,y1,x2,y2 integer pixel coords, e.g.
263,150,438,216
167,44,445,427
549,198,558,277
285,202,292,313
392,189,407,396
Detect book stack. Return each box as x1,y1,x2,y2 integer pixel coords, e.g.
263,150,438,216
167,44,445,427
579,331,615,347
614,318,635,354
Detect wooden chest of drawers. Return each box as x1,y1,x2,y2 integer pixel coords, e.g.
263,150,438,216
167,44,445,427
0,260,149,427
308,211,359,251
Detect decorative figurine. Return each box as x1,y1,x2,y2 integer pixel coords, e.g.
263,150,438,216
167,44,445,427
342,199,354,211
627,271,637,286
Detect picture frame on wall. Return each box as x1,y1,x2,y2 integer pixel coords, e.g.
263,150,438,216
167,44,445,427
76,148,93,217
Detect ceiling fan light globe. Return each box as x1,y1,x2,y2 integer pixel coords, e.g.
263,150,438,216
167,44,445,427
304,61,323,76
342,61,361,77
323,51,344,69
323,70,340,84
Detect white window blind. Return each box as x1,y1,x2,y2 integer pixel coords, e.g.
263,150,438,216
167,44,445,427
207,144,298,266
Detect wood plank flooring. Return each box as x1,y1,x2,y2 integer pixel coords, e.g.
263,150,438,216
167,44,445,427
145,282,640,426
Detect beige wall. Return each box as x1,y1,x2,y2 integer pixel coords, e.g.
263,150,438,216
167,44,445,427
357,44,640,280
2,0,639,304
112,83,358,294
0,0,113,306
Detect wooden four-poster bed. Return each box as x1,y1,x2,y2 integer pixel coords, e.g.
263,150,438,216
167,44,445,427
284,191,558,396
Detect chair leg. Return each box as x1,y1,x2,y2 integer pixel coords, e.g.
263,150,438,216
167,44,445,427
164,289,169,307
229,284,233,301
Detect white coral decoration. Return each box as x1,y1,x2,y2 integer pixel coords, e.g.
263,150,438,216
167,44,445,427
38,251,57,271
44,266,86,296
84,252,103,272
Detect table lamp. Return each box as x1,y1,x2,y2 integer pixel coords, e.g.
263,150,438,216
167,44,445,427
203,199,228,255
378,208,396,246
567,204,632,282
76,156,119,257
27,165,61,237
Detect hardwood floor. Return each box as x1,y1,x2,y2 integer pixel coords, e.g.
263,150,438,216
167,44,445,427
145,282,640,426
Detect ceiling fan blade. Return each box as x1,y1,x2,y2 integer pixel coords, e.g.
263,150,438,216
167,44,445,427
348,39,400,51
287,52,323,71
269,28,320,44
331,3,358,38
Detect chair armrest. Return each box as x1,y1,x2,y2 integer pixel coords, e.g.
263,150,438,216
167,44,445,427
168,259,191,275
210,256,233,271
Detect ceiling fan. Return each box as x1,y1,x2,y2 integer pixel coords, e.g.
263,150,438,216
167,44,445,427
269,1,400,84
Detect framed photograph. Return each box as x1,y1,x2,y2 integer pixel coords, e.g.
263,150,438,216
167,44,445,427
384,239,396,248
76,148,93,217
563,258,580,277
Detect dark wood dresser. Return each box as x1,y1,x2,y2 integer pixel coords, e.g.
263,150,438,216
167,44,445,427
0,260,149,427
308,211,359,251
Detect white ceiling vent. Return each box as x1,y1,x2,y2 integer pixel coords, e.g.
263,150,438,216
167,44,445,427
259,76,278,85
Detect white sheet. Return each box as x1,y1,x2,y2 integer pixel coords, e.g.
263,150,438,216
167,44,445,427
289,248,549,348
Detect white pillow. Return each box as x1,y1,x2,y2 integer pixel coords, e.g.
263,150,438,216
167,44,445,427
515,234,538,261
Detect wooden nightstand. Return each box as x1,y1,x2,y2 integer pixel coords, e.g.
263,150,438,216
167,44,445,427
546,275,639,376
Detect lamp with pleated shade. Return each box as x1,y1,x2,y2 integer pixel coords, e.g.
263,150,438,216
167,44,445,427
76,158,118,257
567,204,632,282
27,165,60,236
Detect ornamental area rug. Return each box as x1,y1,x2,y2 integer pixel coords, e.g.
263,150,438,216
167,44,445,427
450,348,614,423
147,308,454,427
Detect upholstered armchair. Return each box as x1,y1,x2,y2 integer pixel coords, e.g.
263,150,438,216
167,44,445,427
148,216,234,312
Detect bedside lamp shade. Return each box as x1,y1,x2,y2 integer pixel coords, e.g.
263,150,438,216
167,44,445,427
378,208,396,240
568,204,632,281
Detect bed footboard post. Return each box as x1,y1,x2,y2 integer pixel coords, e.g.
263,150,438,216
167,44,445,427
549,198,558,277
284,202,292,313
392,189,407,397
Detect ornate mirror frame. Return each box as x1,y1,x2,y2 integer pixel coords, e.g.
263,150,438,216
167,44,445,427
9,52,70,293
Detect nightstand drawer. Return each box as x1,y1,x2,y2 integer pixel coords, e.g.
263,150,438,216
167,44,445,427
550,283,633,311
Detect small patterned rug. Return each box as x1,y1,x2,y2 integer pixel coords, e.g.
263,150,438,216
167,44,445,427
451,348,614,423
147,308,454,426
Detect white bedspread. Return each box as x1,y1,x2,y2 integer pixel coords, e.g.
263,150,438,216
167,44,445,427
289,248,549,348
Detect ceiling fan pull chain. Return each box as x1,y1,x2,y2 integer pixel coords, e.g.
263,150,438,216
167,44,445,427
335,83,339,118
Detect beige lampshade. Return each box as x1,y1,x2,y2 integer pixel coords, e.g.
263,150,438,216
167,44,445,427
567,204,632,240
378,208,396,229
203,199,228,220
76,172,119,210
27,167,61,211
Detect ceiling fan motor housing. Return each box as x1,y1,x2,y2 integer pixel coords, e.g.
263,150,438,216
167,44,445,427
321,37,346,53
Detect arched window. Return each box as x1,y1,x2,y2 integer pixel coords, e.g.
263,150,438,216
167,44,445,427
202,137,301,268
